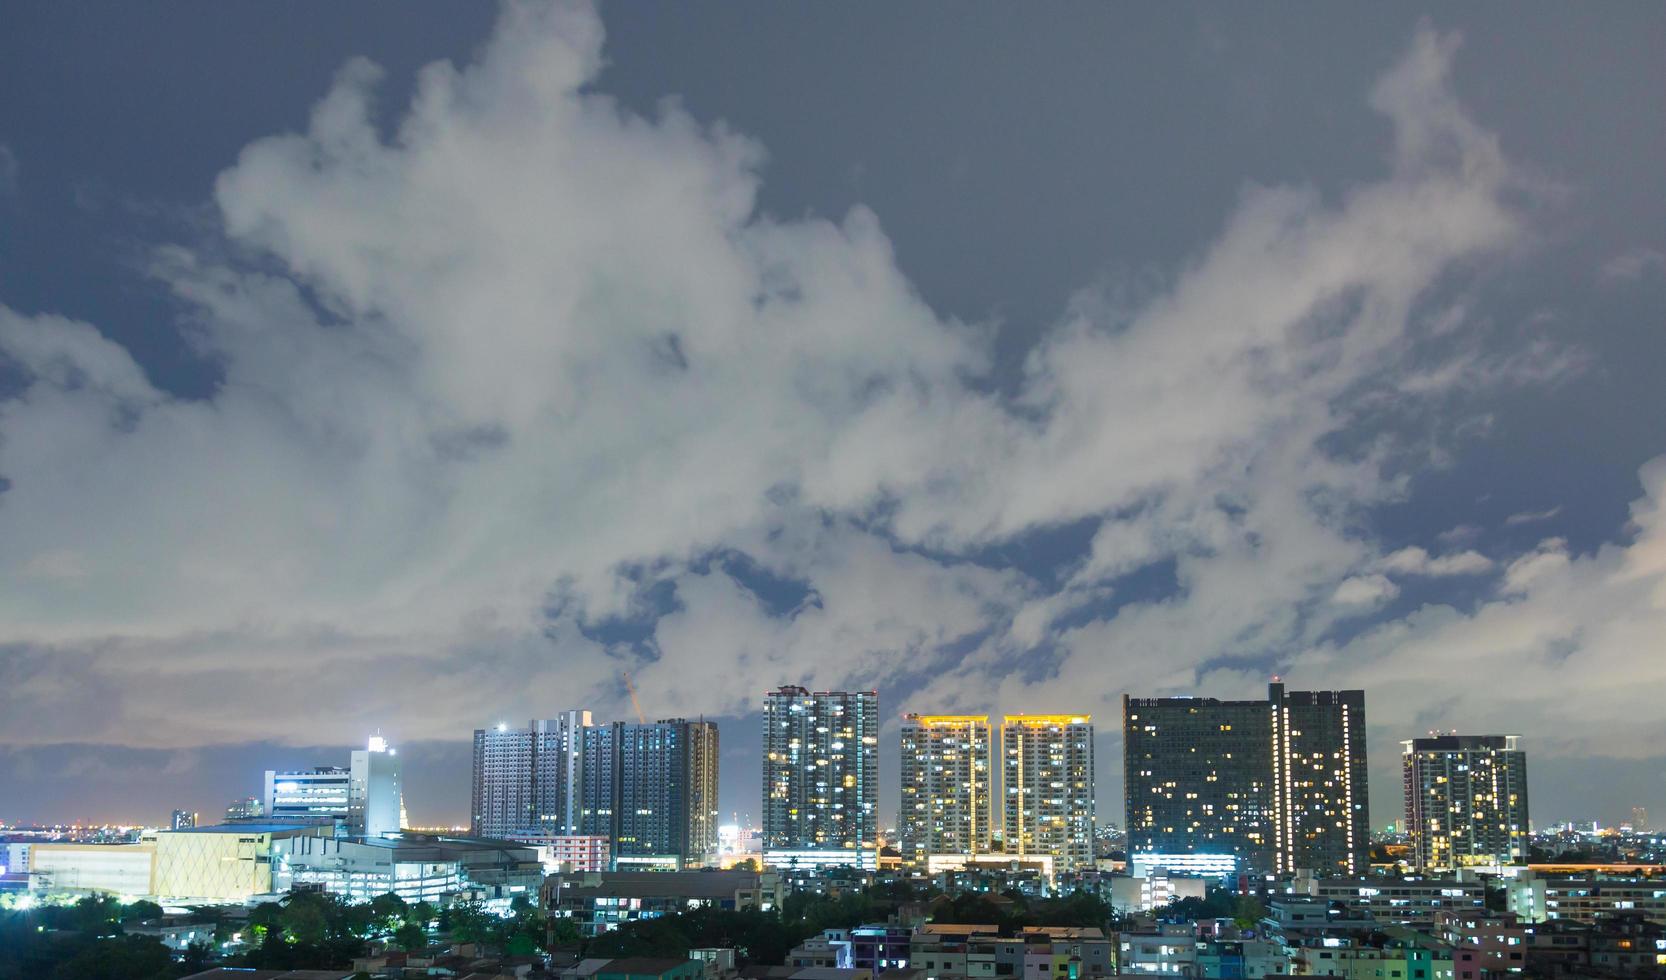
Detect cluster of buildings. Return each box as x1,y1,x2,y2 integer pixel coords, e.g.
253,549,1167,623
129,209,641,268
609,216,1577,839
732,682,1530,885
471,713,720,872
8,736,543,909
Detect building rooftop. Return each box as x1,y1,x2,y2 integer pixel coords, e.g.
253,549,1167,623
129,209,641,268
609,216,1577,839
594,958,703,974
179,971,355,980
554,869,765,899
165,822,322,836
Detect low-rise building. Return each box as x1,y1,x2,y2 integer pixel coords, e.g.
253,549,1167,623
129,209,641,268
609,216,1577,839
590,958,709,980
1504,869,1666,925
543,869,783,938
1116,922,1197,976
1102,871,1208,915
126,917,217,951
1293,874,1486,927
791,934,855,970
908,925,1114,980
1521,911,1666,977
507,833,612,873
1432,909,1528,980
1286,928,1455,979
24,840,156,896
1193,938,1290,979
273,832,542,905
1261,898,1379,941
152,823,325,902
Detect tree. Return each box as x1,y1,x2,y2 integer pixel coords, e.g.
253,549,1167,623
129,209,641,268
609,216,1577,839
118,899,164,924
548,914,582,948
181,938,215,974
411,901,439,929
369,892,408,934
50,934,172,980
394,921,428,950
446,899,494,944
281,899,329,946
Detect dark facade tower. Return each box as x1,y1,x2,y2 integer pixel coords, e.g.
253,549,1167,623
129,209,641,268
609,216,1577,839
1269,682,1370,875
1122,682,1369,876
1123,695,1274,871
580,718,719,869
761,686,879,869
1403,734,1529,870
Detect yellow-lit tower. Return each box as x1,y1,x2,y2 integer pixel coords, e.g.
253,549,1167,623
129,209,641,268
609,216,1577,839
900,715,993,867
1001,714,1095,872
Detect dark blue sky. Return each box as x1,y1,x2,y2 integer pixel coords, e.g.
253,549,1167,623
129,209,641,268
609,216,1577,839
1,2,1662,830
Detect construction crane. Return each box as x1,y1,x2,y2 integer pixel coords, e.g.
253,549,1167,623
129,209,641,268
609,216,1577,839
622,670,647,724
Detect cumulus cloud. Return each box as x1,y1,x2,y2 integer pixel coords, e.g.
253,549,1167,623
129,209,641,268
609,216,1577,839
1333,574,1401,608
1379,545,1494,577
0,2,1630,787
1295,459,1666,758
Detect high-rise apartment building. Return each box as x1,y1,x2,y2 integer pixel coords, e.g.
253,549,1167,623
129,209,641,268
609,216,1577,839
1270,683,1370,875
470,712,591,839
579,719,719,868
1122,682,1370,876
900,715,994,866
1402,734,1529,870
762,686,879,869
171,809,198,831
534,710,592,834
1123,695,1273,871
1631,806,1648,833
1001,714,1095,872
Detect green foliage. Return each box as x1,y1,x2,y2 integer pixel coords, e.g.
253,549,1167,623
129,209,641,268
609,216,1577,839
368,891,408,934
1165,886,1241,922
281,898,329,946
119,899,165,924
48,934,173,980
0,897,192,980
393,921,428,950
587,906,808,965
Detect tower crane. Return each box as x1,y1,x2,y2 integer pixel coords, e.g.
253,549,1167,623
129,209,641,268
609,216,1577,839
622,670,647,724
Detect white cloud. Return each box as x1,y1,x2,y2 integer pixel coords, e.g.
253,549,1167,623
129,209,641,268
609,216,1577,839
1379,545,1494,576
1294,459,1666,758
0,4,1635,782
1333,574,1401,608
1505,505,1563,526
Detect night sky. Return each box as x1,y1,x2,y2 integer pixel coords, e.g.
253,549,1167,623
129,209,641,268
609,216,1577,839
2,2,1663,831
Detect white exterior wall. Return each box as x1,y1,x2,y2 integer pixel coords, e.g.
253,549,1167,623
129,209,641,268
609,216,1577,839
28,843,155,896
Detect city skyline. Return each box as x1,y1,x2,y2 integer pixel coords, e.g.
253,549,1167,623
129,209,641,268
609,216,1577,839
2,2,1663,831
7,682,1645,844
